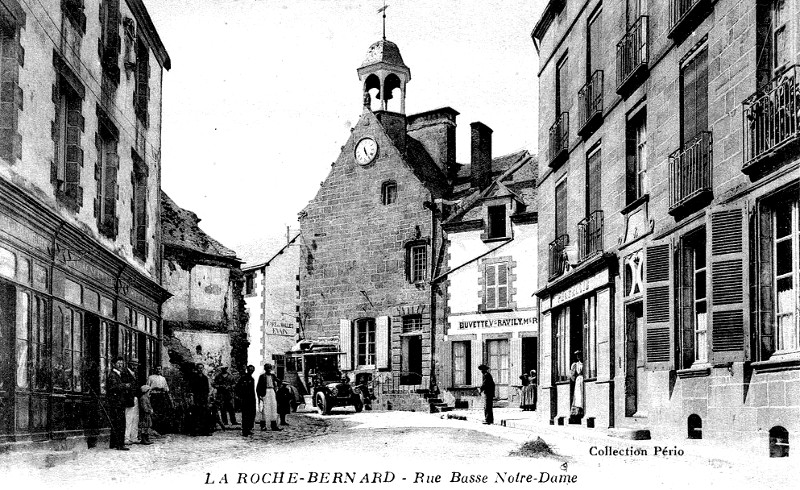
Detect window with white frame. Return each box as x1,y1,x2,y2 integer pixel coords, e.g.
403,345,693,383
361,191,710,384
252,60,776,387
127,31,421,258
355,318,376,366
452,341,470,386
409,244,427,283
555,307,569,382
775,196,799,352
678,229,708,368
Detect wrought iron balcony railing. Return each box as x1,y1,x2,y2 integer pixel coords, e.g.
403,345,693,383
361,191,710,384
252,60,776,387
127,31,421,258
578,70,603,136
578,210,604,262
669,0,713,39
548,112,569,167
549,234,570,281
668,131,713,214
616,16,649,95
743,65,800,172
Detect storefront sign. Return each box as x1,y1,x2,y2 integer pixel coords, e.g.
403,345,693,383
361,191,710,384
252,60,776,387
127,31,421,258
550,269,609,308
266,320,295,337
449,311,538,334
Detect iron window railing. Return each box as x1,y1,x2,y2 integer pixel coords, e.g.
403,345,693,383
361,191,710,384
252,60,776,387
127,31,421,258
669,131,713,212
616,16,649,93
578,70,604,134
743,65,800,171
549,112,569,166
549,234,570,281
578,210,604,262
669,0,712,38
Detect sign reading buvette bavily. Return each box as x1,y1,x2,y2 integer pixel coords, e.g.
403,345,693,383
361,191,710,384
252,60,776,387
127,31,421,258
447,310,538,333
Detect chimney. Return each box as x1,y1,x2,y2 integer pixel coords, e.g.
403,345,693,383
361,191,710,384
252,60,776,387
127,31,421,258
407,107,459,177
470,122,492,189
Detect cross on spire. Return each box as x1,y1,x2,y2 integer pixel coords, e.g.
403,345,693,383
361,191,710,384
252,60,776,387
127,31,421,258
377,1,389,40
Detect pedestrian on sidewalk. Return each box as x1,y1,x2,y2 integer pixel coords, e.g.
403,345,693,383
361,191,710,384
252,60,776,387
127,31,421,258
478,364,495,425
122,361,139,444
106,357,131,450
570,352,585,420
190,363,212,436
235,365,257,436
519,373,535,411
139,385,154,445
256,364,281,431
147,366,172,435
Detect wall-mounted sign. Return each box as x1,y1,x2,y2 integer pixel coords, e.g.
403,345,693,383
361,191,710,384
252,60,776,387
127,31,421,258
448,311,538,334
550,268,609,309
266,320,295,337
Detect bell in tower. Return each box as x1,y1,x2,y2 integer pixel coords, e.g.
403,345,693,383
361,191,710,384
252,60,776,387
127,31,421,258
357,39,411,114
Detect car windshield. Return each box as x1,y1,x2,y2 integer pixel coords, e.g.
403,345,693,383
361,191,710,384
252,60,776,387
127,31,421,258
306,354,341,381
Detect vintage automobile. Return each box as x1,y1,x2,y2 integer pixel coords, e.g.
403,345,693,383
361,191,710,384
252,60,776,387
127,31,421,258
282,341,372,415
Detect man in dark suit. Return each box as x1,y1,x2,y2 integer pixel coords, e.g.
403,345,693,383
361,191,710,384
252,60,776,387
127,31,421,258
106,357,131,450
235,365,256,436
190,363,211,436
478,364,495,425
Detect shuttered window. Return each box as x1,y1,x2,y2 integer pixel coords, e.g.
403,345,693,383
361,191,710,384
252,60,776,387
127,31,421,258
644,242,674,370
680,48,708,146
586,147,602,214
131,164,148,261
484,262,509,310
555,179,568,238
556,56,568,115
134,37,150,126
626,110,647,204
554,307,570,381
707,205,750,363
587,8,603,78
54,82,84,209
95,129,119,238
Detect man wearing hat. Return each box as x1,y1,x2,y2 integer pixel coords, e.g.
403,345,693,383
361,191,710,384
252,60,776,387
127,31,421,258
478,364,495,425
106,357,131,450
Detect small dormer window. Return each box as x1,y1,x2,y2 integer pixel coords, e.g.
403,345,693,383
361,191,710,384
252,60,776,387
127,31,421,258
382,181,397,205
488,205,507,239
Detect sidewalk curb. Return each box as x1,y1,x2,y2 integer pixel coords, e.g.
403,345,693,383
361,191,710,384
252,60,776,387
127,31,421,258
438,409,761,467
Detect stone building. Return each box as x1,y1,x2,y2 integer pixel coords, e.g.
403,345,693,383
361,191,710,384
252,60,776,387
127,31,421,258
0,0,170,448
161,191,247,377
299,36,512,409
437,149,538,409
242,232,300,374
532,0,799,454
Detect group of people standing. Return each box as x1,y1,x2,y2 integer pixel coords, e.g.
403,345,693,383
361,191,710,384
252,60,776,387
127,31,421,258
235,363,295,437
106,357,165,450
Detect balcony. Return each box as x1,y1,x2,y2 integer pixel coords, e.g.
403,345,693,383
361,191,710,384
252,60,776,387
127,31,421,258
742,65,800,174
668,132,713,215
548,112,569,168
578,211,604,262
616,16,649,96
668,0,714,41
549,234,570,281
578,70,603,137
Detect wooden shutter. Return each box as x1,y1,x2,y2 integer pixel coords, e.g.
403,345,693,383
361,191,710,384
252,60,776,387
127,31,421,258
376,316,390,369
440,341,452,389
472,339,483,386
707,204,749,364
644,240,674,370
756,203,774,360
509,338,522,387
677,242,695,369
339,319,352,370
539,312,552,388
497,263,509,309
103,152,118,229
485,265,496,310
555,180,568,238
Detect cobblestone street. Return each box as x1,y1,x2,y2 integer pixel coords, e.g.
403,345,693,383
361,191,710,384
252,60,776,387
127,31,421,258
2,409,797,490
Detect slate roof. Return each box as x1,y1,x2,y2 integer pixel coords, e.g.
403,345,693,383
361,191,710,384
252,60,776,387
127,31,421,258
404,135,449,190
361,39,407,69
242,232,301,272
161,191,239,261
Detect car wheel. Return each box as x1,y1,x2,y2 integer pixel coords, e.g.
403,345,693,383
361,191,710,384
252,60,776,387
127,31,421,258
352,395,363,413
316,392,330,415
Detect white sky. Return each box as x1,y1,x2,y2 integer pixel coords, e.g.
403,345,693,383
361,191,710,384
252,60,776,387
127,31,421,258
145,0,544,264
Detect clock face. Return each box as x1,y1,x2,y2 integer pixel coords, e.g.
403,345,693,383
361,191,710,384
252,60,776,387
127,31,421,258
355,137,378,166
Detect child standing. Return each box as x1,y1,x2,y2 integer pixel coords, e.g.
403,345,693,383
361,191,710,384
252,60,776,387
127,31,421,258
139,385,154,445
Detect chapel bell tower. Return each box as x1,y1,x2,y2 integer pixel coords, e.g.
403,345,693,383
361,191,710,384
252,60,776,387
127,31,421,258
357,38,411,114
